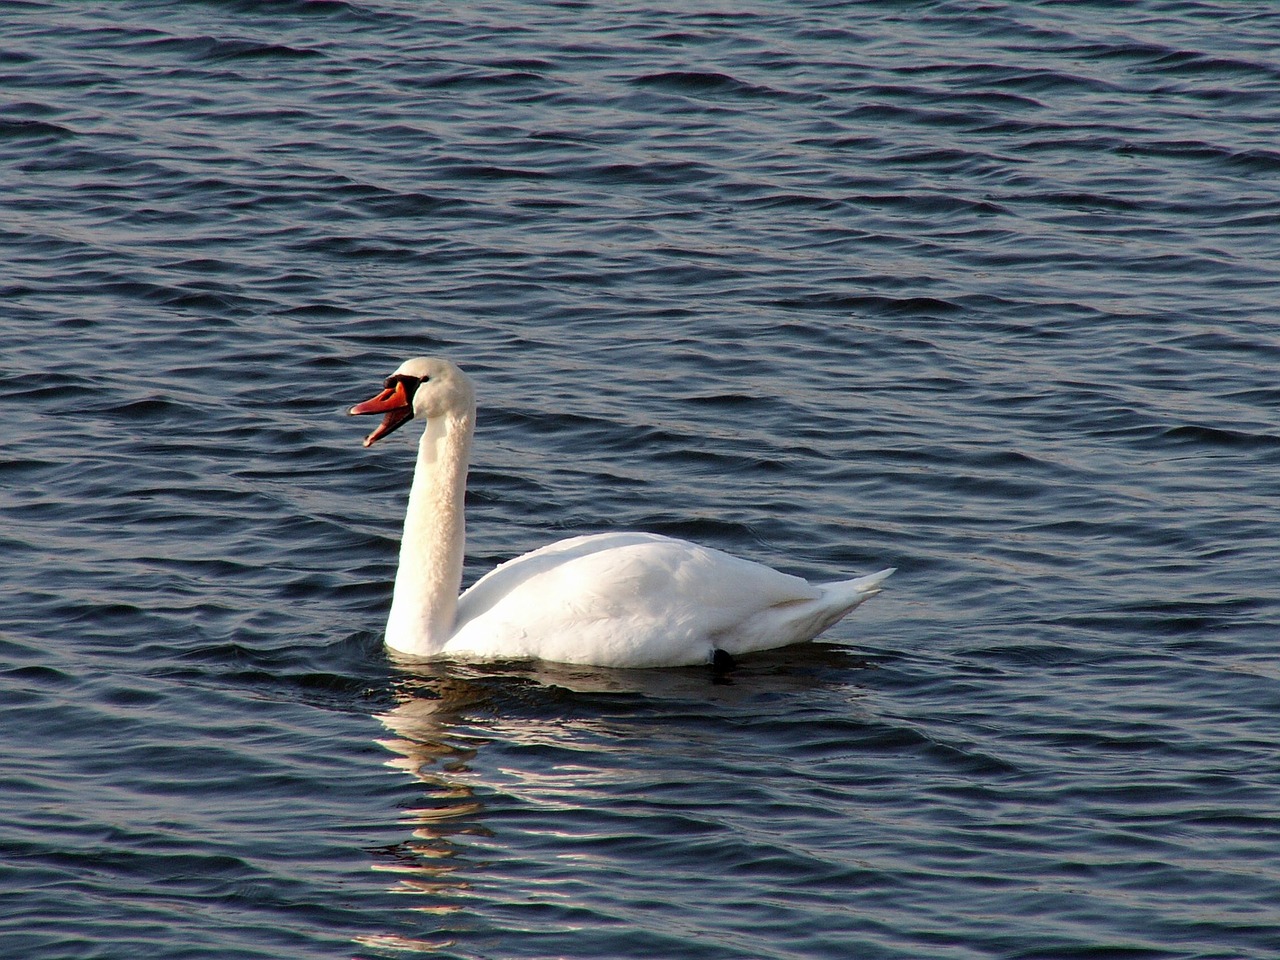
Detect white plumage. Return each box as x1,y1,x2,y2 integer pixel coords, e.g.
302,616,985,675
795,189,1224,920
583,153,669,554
350,358,892,668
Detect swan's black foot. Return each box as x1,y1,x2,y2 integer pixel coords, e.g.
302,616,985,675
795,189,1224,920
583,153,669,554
709,648,736,678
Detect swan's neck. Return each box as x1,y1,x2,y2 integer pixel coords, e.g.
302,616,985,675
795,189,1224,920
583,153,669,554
385,406,474,656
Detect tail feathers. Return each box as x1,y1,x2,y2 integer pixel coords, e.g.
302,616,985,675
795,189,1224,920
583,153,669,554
720,567,894,656
823,567,895,598
800,566,894,640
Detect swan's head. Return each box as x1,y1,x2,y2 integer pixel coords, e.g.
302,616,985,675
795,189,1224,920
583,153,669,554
348,357,475,448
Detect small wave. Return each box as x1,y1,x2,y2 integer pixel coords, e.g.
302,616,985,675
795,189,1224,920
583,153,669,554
1024,191,1142,213
140,35,322,63
217,0,362,14
345,189,472,220
1145,48,1280,84
630,70,815,103
415,69,553,91
769,293,962,316
1158,424,1280,452
1117,139,1280,173
581,159,716,186
0,118,75,141
109,396,191,421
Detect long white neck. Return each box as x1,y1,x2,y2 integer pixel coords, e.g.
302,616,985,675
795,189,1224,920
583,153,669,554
384,404,474,656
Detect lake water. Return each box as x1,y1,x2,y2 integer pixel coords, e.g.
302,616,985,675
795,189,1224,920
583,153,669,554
3,2,1279,958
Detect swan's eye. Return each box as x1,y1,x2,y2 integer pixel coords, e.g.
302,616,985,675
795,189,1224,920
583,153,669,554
384,374,424,400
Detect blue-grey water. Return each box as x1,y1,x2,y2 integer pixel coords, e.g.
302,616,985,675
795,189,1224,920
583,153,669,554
3,2,1279,958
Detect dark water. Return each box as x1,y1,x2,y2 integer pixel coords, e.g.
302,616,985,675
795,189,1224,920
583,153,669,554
4,1,1279,957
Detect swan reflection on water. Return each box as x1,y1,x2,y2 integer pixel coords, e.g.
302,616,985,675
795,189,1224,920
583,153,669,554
357,645,878,953
355,673,489,955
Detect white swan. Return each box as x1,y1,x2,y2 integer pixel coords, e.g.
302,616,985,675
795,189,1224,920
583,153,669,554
350,357,893,668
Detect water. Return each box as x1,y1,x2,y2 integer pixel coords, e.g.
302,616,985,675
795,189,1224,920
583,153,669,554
3,1,1279,957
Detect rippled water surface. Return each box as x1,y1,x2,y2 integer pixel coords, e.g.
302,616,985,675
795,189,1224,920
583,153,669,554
4,2,1280,958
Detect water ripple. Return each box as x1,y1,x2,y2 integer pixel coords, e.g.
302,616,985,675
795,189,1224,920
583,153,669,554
3,1,1280,958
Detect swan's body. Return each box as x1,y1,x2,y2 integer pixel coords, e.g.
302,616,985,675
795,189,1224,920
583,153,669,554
350,358,892,668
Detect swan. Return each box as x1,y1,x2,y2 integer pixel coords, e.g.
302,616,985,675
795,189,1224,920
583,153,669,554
349,357,893,668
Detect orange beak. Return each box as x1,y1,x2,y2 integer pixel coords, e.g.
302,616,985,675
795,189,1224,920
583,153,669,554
348,379,413,447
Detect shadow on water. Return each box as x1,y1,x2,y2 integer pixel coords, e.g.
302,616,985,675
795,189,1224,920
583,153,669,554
356,642,880,955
